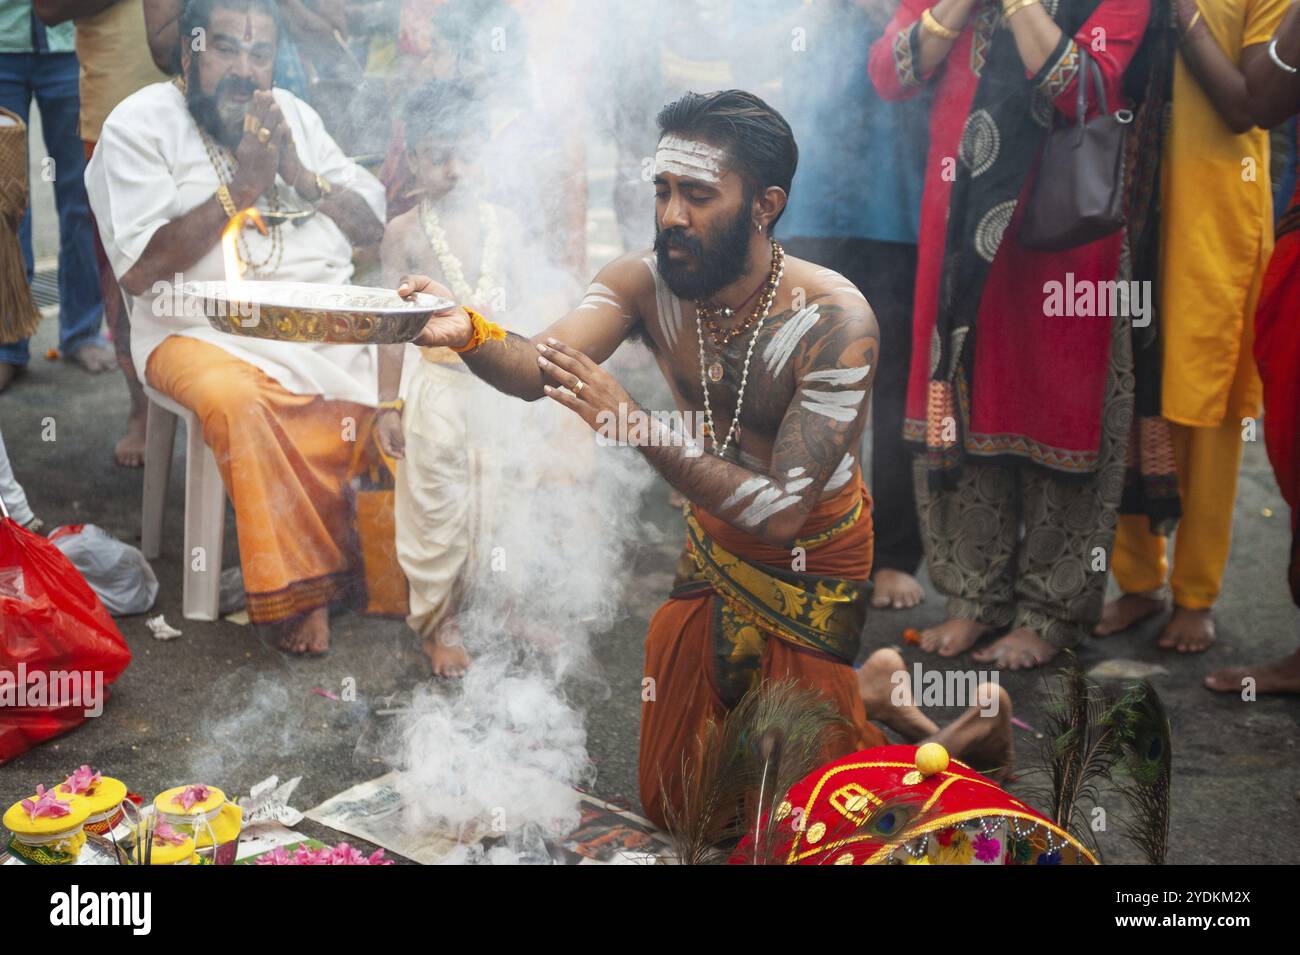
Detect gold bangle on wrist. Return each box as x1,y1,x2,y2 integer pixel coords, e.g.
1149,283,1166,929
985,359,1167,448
217,184,239,219
921,7,960,41
1003,0,1041,21
377,398,403,414
1186,8,1203,37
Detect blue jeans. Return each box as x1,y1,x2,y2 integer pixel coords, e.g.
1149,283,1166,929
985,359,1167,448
0,51,104,366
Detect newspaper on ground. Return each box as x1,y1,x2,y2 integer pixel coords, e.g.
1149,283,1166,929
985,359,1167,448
307,772,673,865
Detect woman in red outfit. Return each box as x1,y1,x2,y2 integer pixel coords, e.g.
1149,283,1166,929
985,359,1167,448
868,0,1151,668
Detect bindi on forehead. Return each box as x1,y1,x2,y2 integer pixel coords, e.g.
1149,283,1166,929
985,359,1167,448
655,135,728,185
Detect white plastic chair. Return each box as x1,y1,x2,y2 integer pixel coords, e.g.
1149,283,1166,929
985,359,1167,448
140,384,226,622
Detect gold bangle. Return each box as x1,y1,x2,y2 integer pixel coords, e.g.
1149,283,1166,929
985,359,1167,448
921,7,960,41
316,174,333,198
450,307,507,354
1186,8,1203,36
1003,0,1040,20
216,184,239,219
377,398,403,413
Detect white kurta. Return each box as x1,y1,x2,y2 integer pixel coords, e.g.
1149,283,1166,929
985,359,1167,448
85,81,389,407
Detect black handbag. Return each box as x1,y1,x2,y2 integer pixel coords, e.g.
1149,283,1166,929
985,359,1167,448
1020,48,1133,251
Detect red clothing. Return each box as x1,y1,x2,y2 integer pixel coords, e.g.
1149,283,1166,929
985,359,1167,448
868,0,1150,472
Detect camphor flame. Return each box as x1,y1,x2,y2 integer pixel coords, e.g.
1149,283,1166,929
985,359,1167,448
221,206,268,289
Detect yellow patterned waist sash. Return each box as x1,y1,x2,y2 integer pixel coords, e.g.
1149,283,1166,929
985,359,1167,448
675,502,869,707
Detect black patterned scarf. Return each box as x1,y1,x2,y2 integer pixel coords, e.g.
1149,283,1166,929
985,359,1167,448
915,0,1106,485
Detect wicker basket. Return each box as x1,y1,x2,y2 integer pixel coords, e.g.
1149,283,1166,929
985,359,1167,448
0,106,40,346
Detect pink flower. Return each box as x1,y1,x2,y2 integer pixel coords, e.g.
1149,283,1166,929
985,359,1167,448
59,765,102,795
973,832,1002,863
20,785,71,821
175,785,211,811
153,821,188,846
254,841,393,865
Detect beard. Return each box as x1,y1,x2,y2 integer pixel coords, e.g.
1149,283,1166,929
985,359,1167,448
653,200,753,302
186,61,259,149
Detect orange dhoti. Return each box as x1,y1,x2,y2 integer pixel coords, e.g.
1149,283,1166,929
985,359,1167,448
146,335,374,624
640,479,886,830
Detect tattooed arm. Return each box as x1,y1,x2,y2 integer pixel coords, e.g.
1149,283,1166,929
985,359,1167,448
400,253,646,402
540,298,878,548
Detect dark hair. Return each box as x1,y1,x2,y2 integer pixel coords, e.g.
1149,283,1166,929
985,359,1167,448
656,90,799,228
179,0,282,66
404,79,488,148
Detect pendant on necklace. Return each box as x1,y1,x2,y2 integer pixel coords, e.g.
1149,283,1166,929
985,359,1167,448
707,361,724,383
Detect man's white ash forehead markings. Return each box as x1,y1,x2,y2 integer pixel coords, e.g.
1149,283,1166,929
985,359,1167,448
640,256,685,349
655,136,728,185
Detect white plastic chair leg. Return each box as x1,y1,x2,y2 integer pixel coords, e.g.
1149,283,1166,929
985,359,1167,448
181,416,225,621
141,400,178,561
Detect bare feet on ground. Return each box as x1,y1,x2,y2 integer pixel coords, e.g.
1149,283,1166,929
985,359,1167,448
971,627,1056,670
115,405,147,468
1205,650,1300,695
871,568,925,609
856,647,938,742
275,607,329,655
68,342,116,373
1157,606,1215,653
0,363,18,393
932,683,1013,782
919,617,991,657
424,621,470,678
1094,592,1167,637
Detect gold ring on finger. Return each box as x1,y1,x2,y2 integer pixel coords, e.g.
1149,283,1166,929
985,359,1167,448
573,380,585,397
258,127,272,145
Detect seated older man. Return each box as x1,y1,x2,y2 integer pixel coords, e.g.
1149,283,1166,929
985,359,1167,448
85,0,386,654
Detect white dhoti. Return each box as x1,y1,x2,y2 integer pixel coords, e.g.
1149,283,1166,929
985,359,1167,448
395,357,492,641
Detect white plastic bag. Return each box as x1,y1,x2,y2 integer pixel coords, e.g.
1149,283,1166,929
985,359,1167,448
49,524,159,616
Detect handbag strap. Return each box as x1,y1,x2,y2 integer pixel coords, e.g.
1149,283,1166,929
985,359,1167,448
1073,46,1110,127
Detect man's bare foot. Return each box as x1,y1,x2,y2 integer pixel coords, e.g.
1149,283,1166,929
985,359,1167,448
0,363,20,393
871,568,925,610
115,405,147,468
971,628,1057,670
68,342,116,373
423,620,470,678
931,683,1013,782
856,647,938,742
275,607,329,655
1205,650,1300,695
1094,592,1167,637
918,617,991,657
1157,606,1215,653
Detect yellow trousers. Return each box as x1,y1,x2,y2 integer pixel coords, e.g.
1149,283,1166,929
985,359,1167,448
1112,420,1244,609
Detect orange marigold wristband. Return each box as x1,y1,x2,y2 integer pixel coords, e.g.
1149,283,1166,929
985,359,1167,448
451,307,508,353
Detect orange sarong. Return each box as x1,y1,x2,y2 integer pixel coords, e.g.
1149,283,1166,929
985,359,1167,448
640,478,886,830
146,336,374,624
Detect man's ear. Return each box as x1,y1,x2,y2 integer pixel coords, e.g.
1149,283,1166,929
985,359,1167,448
755,186,788,231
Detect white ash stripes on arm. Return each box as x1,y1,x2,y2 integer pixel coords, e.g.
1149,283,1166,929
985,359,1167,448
634,302,878,546
578,282,629,317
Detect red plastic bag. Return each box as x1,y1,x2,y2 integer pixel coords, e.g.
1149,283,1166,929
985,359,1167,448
0,516,132,765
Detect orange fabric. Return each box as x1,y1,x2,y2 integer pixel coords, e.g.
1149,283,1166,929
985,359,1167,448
146,336,374,624
640,478,886,831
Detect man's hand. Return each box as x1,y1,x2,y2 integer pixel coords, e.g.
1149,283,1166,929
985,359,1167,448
375,408,405,459
229,91,283,208
399,275,473,348
536,338,633,431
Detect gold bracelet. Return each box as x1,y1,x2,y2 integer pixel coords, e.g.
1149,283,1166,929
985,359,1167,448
1186,8,1203,37
450,307,508,354
377,398,403,414
216,184,239,219
316,174,333,198
921,7,960,41
1003,0,1041,20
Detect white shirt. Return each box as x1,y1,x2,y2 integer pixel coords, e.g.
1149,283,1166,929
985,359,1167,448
85,81,390,407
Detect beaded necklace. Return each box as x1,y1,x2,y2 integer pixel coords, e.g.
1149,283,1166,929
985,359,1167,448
695,240,784,459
